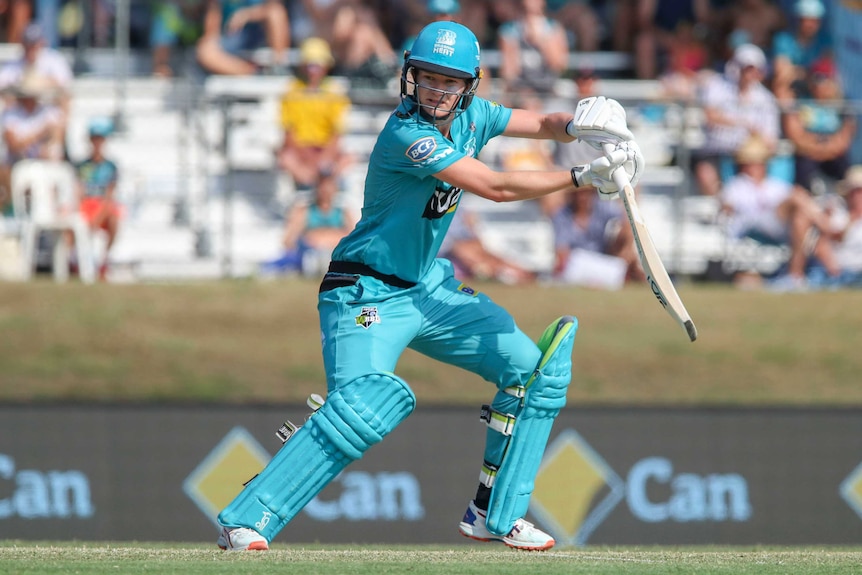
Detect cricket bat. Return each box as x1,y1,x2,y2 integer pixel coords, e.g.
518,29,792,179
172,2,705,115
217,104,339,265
612,168,698,342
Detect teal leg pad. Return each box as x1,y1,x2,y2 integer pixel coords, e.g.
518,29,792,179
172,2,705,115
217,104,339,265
485,316,577,536
218,372,415,542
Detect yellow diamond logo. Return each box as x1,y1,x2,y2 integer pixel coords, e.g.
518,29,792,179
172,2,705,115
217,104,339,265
840,461,862,520
184,427,272,525
531,429,624,546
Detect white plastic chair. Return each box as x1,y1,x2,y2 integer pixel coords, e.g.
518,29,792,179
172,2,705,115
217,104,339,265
10,159,96,283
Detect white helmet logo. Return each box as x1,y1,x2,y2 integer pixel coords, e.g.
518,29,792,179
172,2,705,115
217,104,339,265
433,29,456,57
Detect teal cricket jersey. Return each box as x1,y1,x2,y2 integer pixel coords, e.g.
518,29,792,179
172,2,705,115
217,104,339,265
330,96,512,283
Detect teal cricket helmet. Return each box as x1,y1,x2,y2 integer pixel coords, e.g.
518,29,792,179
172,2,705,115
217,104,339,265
406,21,480,79
401,21,482,121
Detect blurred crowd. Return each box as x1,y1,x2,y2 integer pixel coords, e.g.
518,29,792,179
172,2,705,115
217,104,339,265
0,1,838,83
0,0,859,291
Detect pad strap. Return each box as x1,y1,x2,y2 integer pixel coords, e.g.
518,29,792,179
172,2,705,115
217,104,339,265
479,460,499,487
504,385,525,398
480,404,516,436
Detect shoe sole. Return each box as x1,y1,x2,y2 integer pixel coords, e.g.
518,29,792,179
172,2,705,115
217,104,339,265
502,537,554,551
217,537,269,551
459,525,554,551
218,542,269,551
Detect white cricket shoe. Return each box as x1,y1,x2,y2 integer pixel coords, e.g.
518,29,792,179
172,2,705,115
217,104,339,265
458,500,555,551
217,526,269,551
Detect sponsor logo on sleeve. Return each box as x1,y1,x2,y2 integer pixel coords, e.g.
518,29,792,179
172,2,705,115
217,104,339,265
406,137,437,162
418,147,455,167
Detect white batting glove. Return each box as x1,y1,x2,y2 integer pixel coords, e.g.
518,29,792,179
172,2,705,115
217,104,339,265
609,140,645,189
571,148,628,200
566,96,634,150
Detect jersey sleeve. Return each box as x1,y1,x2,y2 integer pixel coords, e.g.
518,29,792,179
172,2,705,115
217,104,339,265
476,97,512,142
385,123,465,178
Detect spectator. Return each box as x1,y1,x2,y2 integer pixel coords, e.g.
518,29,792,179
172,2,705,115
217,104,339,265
74,117,121,282
260,168,357,276
34,0,59,47
783,57,856,194
550,186,644,288
497,0,569,99
633,0,711,80
0,23,72,114
658,20,711,104
0,71,64,203
820,166,862,288
545,0,601,52
83,0,153,49
456,0,496,47
0,0,31,44
608,0,638,54
284,0,340,46
721,0,785,56
694,43,780,196
328,0,397,86
438,203,536,284
150,1,207,77
720,134,840,291
196,0,290,76
772,0,832,103
276,37,352,191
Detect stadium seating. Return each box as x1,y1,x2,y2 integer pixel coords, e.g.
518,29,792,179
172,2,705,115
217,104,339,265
0,56,783,283
71,74,722,282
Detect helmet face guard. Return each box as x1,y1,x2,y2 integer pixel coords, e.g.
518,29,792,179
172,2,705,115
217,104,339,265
401,64,481,123
400,22,481,124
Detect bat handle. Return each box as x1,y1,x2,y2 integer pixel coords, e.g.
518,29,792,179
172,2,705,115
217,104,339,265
602,143,632,192
612,167,631,192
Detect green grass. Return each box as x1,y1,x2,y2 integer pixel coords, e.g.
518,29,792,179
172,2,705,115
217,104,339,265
1,543,861,574
1,279,861,406
2,283,861,571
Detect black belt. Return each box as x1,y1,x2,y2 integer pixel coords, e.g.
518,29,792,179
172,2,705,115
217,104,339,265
324,261,416,289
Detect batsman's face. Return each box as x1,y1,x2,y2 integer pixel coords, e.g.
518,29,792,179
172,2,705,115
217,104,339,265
414,69,467,118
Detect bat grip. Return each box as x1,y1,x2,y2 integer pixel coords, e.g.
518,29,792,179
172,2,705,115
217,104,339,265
612,167,631,192
602,143,632,192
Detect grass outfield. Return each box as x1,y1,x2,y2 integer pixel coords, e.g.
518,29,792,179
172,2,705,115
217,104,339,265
0,279,861,405
1,543,861,574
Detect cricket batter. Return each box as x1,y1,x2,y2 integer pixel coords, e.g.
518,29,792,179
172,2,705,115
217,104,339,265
217,21,642,551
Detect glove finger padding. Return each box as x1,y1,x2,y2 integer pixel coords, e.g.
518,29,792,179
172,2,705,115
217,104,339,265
572,149,627,200
568,96,634,150
617,140,645,189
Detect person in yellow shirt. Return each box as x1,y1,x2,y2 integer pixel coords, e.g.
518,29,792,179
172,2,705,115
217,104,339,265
277,37,353,190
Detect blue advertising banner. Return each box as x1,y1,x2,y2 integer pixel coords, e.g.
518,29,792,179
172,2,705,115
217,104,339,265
1,405,861,546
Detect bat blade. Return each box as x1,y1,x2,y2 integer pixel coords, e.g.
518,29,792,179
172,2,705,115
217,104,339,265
613,169,698,342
